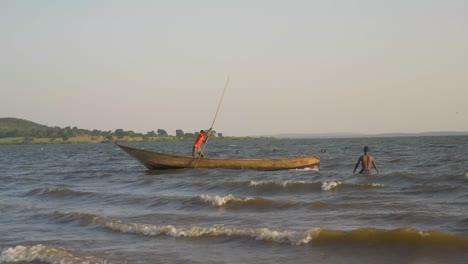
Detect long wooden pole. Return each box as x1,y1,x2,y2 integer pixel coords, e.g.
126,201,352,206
194,76,230,168
209,76,230,130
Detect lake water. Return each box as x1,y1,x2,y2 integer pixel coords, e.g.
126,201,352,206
1,136,468,264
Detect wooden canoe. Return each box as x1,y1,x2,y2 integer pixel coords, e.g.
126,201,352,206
115,142,320,171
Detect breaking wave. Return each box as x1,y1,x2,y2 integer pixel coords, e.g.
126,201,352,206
193,194,339,209
248,180,318,188
0,244,107,264
194,194,285,208
320,181,339,191
289,167,319,172
57,212,468,247
228,180,384,191
196,194,255,206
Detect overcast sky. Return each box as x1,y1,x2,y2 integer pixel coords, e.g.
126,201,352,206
1,0,467,136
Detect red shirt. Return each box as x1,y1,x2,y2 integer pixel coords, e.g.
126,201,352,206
194,132,206,148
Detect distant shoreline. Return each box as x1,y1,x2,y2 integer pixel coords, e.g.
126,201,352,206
0,117,263,145
0,135,263,145
269,131,468,139
1,117,467,144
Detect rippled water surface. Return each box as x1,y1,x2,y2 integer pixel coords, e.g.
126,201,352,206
1,136,468,263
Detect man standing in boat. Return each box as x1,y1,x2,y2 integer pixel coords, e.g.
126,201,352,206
192,129,211,157
353,146,380,174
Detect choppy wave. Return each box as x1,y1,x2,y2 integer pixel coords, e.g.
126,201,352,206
321,181,340,191
0,201,12,213
401,184,464,195
196,194,255,206
61,212,316,245
314,228,468,247
0,244,107,264
193,194,289,208
24,187,95,198
320,181,383,191
59,212,468,247
289,167,319,172
380,172,429,183
228,180,384,191
193,194,338,209
248,180,316,188
22,187,173,208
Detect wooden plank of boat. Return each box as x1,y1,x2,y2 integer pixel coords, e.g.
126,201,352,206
115,142,320,171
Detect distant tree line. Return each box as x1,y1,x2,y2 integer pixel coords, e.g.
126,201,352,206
0,126,111,140
0,125,223,141
112,129,221,139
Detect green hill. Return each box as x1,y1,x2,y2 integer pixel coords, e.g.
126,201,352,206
0,117,104,141
0,117,49,137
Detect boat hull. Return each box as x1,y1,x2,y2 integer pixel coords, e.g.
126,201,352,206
115,142,320,171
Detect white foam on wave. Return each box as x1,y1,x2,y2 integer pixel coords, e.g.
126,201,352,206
321,181,385,191
198,194,251,206
249,180,307,187
43,187,67,193
291,166,319,172
87,214,321,245
247,180,383,190
0,244,106,264
418,231,430,237
321,181,342,191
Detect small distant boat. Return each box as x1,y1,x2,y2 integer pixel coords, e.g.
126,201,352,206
115,142,320,171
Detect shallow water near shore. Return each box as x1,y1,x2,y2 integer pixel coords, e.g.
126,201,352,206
1,136,468,263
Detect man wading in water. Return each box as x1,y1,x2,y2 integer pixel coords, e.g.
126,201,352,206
353,146,381,174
